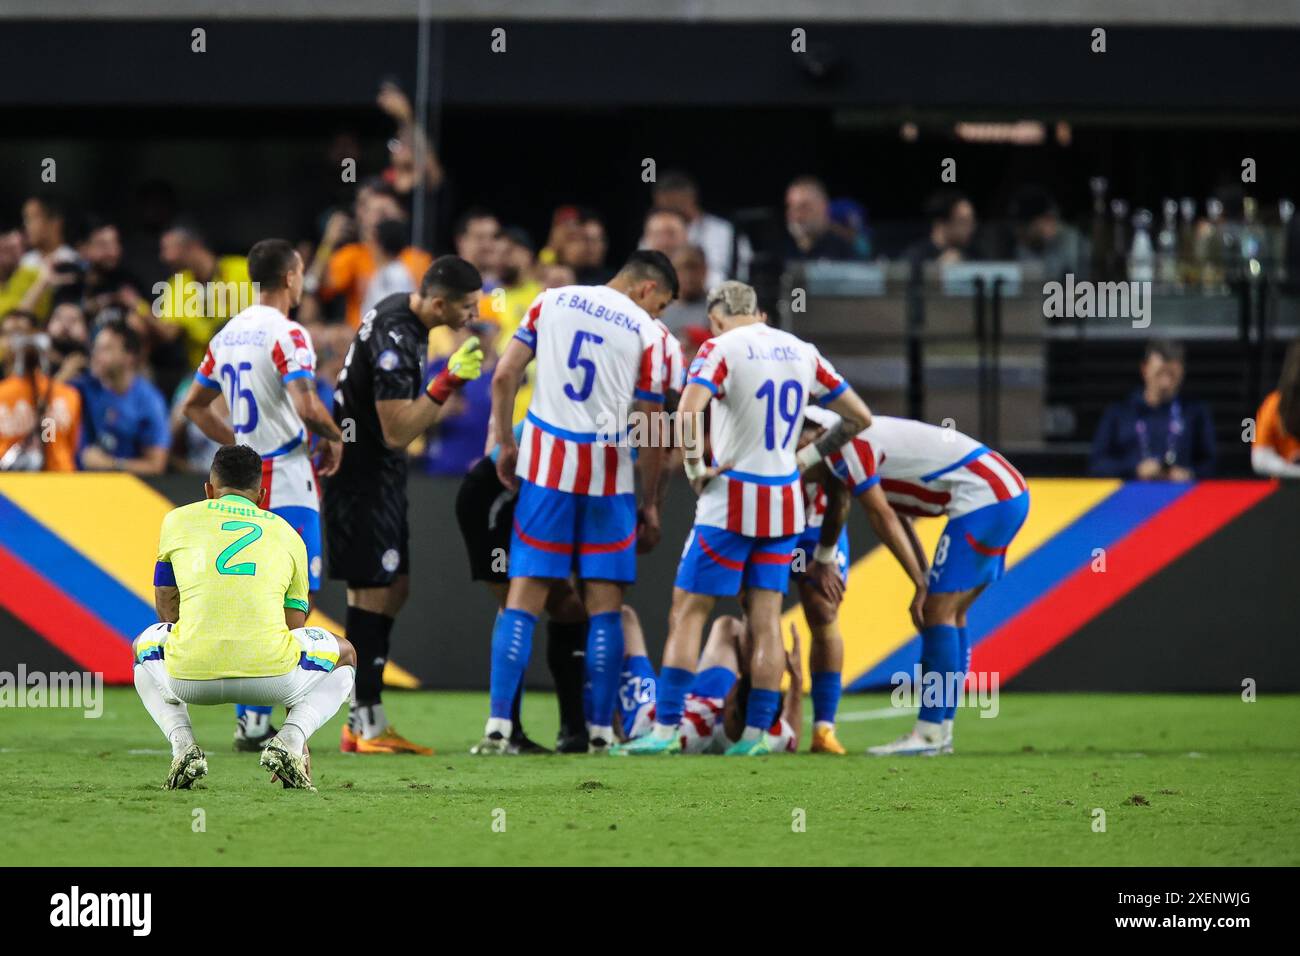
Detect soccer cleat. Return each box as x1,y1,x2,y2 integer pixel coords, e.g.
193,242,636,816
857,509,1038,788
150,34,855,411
866,730,942,757
269,743,312,788
508,734,552,755
555,730,589,754
611,732,681,756
940,732,954,755
260,737,315,791
810,725,847,755
724,734,772,756
164,744,208,790
354,726,434,755
470,732,511,755
233,724,278,753
340,724,358,753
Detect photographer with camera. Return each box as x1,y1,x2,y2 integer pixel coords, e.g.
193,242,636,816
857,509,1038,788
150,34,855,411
0,310,82,471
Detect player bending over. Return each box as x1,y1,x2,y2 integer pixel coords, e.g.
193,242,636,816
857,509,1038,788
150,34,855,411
811,414,1030,755
793,406,928,753
133,445,356,790
474,250,675,754
180,238,344,752
615,280,869,755
615,606,802,754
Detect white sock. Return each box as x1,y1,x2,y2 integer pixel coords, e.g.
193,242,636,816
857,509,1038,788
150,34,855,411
741,725,762,743
134,661,194,758
651,721,677,740
357,701,387,739
942,718,954,740
915,719,944,743
587,724,613,744
814,720,835,731
242,709,271,737
282,666,354,755
485,716,511,738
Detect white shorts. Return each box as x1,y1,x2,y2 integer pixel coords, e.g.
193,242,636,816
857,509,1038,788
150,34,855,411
134,622,342,709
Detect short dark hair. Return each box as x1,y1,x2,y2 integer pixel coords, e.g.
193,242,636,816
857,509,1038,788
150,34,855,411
619,249,679,299
210,444,264,494
25,194,65,221
375,218,408,258
654,170,698,196
924,189,970,225
246,239,298,290
97,317,142,356
420,255,483,299
1144,338,1185,364
453,207,497,239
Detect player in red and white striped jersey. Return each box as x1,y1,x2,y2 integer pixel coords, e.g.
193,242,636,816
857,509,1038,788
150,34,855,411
475,251,675,754
615,281,872,756
813,414,1030,756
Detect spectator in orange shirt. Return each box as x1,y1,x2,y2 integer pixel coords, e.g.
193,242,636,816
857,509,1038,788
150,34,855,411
1252,341,1300,478
309,179,431,329
0,313,81,471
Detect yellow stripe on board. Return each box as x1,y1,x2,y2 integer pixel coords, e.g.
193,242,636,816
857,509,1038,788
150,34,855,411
0,474,419,685
781,478,1122,688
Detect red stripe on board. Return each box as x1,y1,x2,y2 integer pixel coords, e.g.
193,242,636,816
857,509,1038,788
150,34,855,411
528,425,543,484
965,458,1010,501
727,479,745,533
973,480,1277,684
546,437,567,489
603,446,618,495
755,486,771,537
573,444,592,496
0,545,134,683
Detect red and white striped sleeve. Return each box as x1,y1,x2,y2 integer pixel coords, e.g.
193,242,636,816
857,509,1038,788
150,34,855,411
514,293,545,352
808,346,848,406
686,338,730,398
273,322,316,384
827,436,880,496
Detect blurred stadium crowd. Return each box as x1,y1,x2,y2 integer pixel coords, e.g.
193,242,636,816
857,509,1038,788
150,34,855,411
2,82,1297,480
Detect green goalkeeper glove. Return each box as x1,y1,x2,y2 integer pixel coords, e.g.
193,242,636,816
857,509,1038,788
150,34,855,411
427,336,484,403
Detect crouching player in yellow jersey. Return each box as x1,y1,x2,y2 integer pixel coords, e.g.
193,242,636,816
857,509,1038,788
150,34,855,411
132,444,356,790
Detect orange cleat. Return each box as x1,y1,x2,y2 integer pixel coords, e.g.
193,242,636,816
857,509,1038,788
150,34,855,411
340,724,358,753
354,726,435,756
810,725,847,755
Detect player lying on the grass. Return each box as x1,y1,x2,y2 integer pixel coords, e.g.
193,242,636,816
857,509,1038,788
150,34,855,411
808,413,1029,756
614,605,802,753
475,250,675,754
458,418,591,753
792,406,930,754
133,444,356,790
615,280,870,755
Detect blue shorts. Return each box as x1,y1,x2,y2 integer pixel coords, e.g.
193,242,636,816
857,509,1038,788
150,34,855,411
272,505,322,591
928,493,1030,594
675,525,799,597
792,526,850,586
509,480,637,582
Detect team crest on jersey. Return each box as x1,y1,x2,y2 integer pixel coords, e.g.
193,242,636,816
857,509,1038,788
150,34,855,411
378,349,400,371
294,346,313,370
381,549,401,573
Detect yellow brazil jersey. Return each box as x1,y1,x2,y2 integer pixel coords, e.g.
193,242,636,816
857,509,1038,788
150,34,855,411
154,494,308,680
156,255,252,369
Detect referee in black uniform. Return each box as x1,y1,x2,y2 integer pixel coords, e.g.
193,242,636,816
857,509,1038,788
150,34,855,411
325,255,483,755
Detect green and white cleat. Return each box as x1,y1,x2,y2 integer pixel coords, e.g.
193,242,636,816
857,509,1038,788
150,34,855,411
724,734,772,756
611,731,681,756
470,732,511,755
259,737,315,790
164,743,208,790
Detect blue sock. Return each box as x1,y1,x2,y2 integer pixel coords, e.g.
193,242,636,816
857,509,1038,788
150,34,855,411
490,609,536,721
919,624,960,725
745,688,782,732
943,627,970,722
655,666,695,728
690,666,736,700
810,671,841,725
235,705,272,717
584,611,624,727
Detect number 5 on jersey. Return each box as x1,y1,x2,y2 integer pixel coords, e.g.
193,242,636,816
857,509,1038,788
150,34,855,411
564,330,604,402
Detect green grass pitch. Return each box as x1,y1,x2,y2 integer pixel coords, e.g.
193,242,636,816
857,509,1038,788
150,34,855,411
1,689,1297,866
